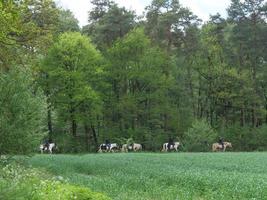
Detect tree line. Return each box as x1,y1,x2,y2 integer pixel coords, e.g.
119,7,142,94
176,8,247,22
0,0,266,154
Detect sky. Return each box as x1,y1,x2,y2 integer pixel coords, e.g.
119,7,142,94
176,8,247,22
56,0,232,27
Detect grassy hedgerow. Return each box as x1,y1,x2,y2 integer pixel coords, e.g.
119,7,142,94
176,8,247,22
0,158,110,200
29,152,267,200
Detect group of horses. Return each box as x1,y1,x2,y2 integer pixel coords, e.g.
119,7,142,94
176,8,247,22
39,141,232,154
98,143,144,153
97,141,232,153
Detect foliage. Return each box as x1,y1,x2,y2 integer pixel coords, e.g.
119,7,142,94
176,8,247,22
184,120,218,152
1,0,267,153
83,0,135,49
0,68,46,154
221,124,267,151
58,9,80,33
0,161,110,200
42,32,102,138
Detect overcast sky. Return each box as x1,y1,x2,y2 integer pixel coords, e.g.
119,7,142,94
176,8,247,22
56,0,232,27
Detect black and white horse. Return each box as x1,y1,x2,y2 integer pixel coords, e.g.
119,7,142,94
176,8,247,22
40,143,57,154
98,143,119,153
161,142,180,152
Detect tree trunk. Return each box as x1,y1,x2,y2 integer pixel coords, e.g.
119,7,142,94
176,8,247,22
47,99,53,137
70,106,77,137
71,118,77,137
84,124,90,151
251,106,257,127
45,73,53,137
91,125,98,150
240,107,245,127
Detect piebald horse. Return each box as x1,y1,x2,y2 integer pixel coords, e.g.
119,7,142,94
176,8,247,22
98,143,119,153
161,142,180,152
40,143,57,154
212,142,232,152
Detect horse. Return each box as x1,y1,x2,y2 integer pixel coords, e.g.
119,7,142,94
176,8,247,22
129,143,142,152
212,142,232,152
122,143,142,152
121,144,128,152
40,143,57,154
98,143,119,153
161,142,180,152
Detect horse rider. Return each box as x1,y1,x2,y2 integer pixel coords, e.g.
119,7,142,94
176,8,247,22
43,138,50,151
167,138,174,151
105,139,111,151
218,137,224,151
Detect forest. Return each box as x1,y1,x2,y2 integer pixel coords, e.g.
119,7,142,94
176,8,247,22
0,0,267,154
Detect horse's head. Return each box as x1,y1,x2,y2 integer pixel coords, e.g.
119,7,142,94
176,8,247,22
174,142,180,146
225,142,232,148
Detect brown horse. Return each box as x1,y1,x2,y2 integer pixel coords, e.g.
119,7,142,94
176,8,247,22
212,142,232,152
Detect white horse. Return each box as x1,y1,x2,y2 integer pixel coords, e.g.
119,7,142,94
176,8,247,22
98,143,119,153
161,142,180,152
122,143,142,152
212,142,232,152
121,144,128,152
129,143,142,152
40,143,57,154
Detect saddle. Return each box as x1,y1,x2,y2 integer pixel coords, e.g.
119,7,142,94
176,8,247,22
219,144,225,150
43,143,50,151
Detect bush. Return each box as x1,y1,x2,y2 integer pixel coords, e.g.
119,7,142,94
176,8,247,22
221,124,267,151
0,161,110,200
184,120,218,152
0,68,46,154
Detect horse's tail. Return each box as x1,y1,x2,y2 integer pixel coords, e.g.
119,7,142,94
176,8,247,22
161,144,166,152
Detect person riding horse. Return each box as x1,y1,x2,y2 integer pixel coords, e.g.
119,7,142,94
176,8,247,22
105,139,111,151
218,137,224,151
43,139,49,151
167,138,175,152
43,138,52,151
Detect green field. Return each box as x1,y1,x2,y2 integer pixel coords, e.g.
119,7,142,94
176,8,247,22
29,153,267,200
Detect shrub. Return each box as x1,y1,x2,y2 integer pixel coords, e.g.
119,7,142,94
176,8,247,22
184,120,218,152
0,161,111,200
221,124,267,151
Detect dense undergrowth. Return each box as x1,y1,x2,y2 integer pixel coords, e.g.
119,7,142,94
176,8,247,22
0,156,110,200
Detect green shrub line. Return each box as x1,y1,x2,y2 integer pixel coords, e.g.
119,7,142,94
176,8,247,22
0,157,111,200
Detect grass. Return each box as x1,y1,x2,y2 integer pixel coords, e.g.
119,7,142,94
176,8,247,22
28,152,267,200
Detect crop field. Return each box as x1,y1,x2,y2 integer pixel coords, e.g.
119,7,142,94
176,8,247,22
29,153,267,200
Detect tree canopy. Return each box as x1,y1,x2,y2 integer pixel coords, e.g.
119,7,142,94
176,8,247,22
0,0,267,153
